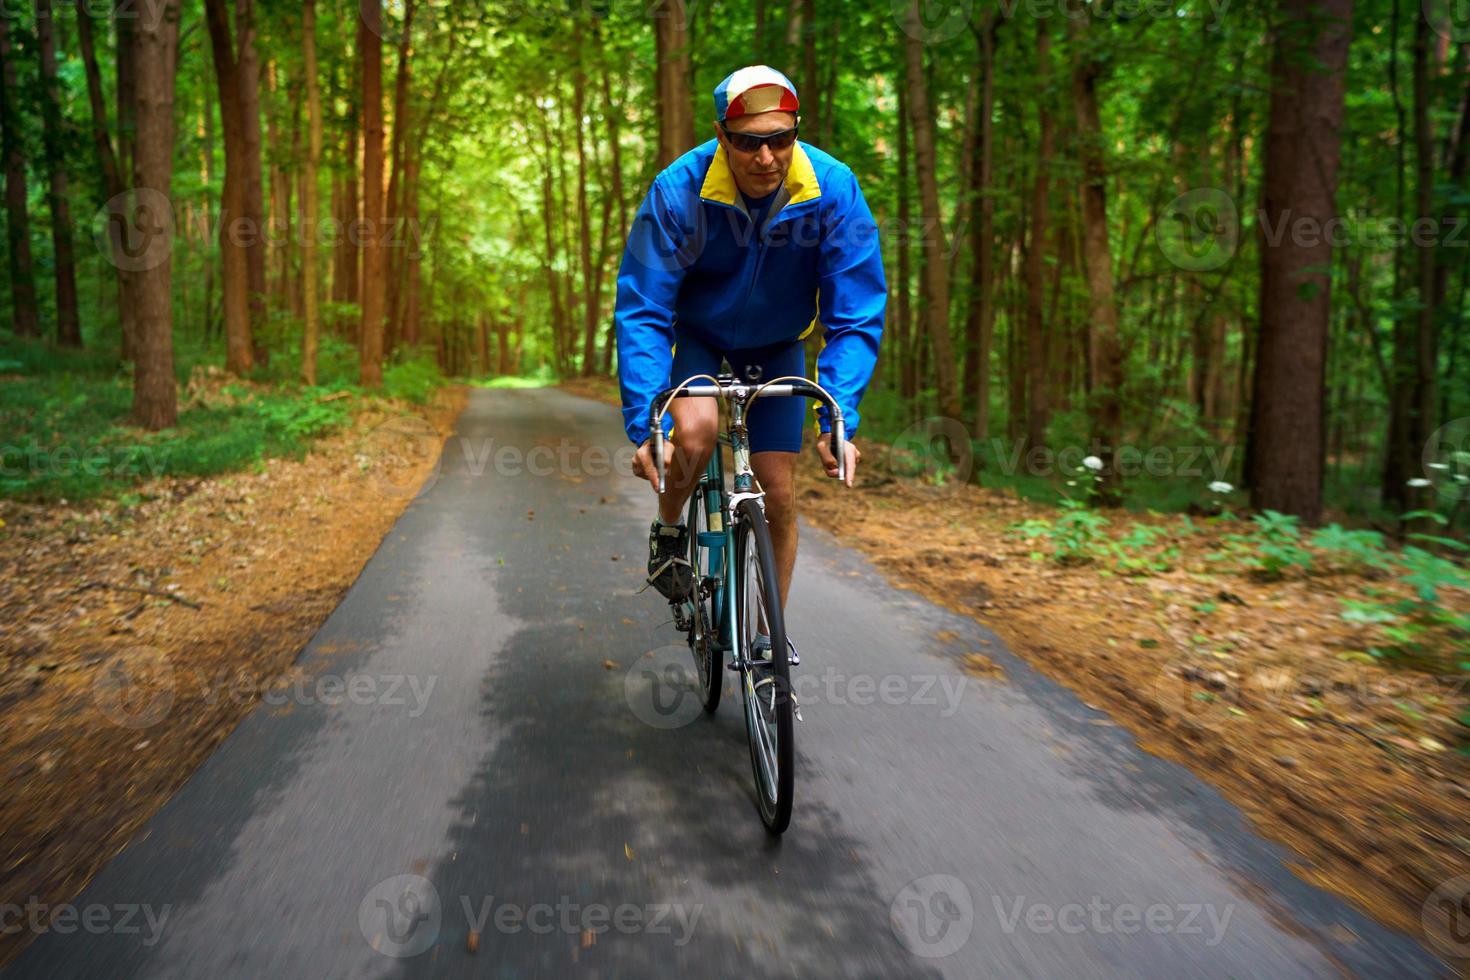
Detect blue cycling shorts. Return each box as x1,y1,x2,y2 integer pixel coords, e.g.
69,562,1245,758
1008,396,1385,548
669,332,808,453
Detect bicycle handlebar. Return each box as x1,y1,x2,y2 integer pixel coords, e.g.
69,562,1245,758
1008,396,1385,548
647,375,847,492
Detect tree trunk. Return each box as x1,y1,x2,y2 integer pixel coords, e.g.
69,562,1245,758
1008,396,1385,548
118,7,137,355
33,0,81,346
902,0,960,419
0,13,39,338
537,110,568,372
301,0,323,384
238,0,266,364
896,86,914,400
385,0,415,352
77,5,137,354
598,34,629,374
130,0,180,430
653,0,694,168
575,22,597,375
1071,15,1124,494
360,0,386,385
204,0,255,374
1248,0,1352,523
1023,23,1053,452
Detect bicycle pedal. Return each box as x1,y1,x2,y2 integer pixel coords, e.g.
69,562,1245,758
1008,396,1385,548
792,692,803,722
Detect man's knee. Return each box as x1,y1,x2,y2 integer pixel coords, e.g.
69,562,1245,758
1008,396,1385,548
670,404,718,480
753,454,798,522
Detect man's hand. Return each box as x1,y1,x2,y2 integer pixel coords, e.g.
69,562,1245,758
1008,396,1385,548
631,439,663,495
817,434,860,488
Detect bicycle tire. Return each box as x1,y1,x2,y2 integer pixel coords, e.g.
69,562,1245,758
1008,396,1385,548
686,483,721,714
735,498,793,834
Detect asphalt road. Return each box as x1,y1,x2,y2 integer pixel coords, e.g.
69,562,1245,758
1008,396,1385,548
5,387,1449,978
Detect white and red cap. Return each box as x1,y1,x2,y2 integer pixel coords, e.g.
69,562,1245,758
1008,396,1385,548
713,66,800,122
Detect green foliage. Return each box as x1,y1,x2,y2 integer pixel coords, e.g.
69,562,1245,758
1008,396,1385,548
1211,510,1314,579
1008,500,1112,565
1110,524,1180,576
0,334,441,502
1335,546,1470,661
1309,524,1395,573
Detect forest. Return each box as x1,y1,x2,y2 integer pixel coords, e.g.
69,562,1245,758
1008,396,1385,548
0,0,1466,527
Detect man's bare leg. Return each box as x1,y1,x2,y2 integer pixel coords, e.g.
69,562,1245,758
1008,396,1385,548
750,450,799,608
656,397,719,524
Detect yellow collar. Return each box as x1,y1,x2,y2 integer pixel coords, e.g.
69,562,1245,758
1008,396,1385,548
699,142,822,209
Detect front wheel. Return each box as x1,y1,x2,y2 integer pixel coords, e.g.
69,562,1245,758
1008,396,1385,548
735,498,793,834
686,482,720,714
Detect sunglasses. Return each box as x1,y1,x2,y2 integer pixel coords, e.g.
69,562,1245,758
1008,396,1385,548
720,123,800,154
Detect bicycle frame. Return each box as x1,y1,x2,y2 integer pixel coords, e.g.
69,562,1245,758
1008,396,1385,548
691,404,754,667
653,374,845,669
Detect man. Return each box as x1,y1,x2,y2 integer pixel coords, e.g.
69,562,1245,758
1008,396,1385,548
614,65,885,618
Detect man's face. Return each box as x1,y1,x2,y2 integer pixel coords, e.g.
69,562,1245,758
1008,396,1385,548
714,111,797,199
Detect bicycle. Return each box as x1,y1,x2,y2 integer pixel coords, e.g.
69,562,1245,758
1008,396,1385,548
648,369,847,835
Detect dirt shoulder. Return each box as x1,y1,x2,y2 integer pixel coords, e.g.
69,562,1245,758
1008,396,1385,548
560,376,1469,965
0,384,465,966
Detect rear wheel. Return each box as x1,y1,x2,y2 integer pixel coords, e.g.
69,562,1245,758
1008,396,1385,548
735,498,793,834
686,483,720,714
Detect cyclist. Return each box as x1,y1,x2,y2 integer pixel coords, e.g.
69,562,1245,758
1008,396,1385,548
614,65,886,619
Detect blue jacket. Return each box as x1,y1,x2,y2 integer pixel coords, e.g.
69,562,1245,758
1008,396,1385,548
614,139,886,446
